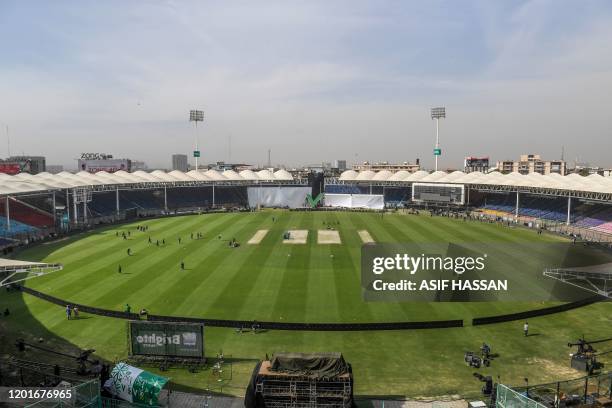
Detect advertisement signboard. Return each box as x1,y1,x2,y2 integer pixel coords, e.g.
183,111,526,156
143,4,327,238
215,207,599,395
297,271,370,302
78,159,131,173
0,163,23,175
128,321,204,359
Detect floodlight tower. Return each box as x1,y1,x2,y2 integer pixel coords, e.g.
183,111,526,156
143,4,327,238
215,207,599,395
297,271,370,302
430,107,446,171
189,110,204,170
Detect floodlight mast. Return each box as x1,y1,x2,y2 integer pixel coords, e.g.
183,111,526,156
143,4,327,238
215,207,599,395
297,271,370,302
431,107,446,171
189,110,204,170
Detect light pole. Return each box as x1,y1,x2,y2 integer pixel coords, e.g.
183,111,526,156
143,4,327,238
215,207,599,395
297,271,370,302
431,107,445,171
189,110,204,170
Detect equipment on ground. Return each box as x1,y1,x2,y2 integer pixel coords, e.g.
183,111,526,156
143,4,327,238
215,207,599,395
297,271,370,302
465,352,482,368
567,336,612,373
465,351,490,368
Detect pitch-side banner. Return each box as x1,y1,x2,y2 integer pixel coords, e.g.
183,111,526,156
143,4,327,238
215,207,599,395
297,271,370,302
129,321,204,358
324,194,384,209
247,186,311,208
361,242,612,302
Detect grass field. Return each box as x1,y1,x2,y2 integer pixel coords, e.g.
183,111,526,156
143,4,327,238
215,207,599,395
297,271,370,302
3,210,611,398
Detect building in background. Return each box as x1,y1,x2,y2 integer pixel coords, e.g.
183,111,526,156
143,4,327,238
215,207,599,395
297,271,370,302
464,156,490,173
496,154,566,175
77,153,130,173
352,161,420,173
569,162,612,176
333,160,347,172
131,160,147,171
208,161,253,171
46,165,64,174
172,154,188,172
0,155,46,174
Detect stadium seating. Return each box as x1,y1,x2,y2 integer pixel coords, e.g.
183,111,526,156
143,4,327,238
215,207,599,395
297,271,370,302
479,193,567,222
88,191,118,216
0,198,53,229
213,186,249,207
479,193,516,214
0,217,38,237
0,237,15,247
325,185,364,194
592,222,612,234
517,195,567,222
572,204,612,229
384,187,412,207
167,186,247,209
88,187,249,215
120,190,164,210
478,193,612,234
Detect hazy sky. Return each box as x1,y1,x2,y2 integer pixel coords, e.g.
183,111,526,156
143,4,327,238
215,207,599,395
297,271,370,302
1,0,611,170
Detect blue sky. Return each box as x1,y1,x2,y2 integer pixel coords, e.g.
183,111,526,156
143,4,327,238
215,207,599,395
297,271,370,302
1,1,611,169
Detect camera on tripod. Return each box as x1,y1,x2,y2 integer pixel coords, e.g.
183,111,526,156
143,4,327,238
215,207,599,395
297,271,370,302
465,343,492,368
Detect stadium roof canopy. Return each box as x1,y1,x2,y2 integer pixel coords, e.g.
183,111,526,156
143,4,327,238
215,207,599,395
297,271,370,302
0,169,297,195
1,168,612,200
337,170,612,197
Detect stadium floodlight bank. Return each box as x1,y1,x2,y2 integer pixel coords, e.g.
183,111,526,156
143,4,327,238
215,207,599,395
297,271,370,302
431,106,446,172
189,109,204,171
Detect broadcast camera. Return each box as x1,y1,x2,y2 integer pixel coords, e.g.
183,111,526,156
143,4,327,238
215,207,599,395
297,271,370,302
465,351,490,368
464,352,482,368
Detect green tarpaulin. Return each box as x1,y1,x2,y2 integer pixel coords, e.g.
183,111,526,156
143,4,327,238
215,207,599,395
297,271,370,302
270,352,349,378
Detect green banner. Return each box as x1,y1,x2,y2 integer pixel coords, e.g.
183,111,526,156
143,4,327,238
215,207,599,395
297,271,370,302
193,150,201,157
109,362,169,406
129,321,204,358
433,148,442,156
306,193,324,208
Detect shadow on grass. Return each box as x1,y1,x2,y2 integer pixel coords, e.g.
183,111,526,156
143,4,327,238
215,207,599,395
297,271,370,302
0,289,248,397
0,290,97,376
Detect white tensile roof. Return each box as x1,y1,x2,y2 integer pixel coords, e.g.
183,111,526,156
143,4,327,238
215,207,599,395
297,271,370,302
338,170,358,181
1,169,612,196
238,169,259,180
336,170,612,195
222,170,244,180
274,169,294,180
387,170,412,181
0,169,296,195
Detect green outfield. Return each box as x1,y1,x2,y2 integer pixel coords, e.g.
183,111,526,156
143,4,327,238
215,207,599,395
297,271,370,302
4,210,612,398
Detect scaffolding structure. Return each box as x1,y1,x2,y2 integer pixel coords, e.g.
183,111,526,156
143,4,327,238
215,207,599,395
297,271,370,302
0,260,63,287
252,361,353,408
544,267,612,298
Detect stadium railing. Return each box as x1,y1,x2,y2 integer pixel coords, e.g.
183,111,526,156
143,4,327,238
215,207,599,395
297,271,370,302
19,286,140,320
18,285,463,330
146,313,464,331
472,295,603,326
